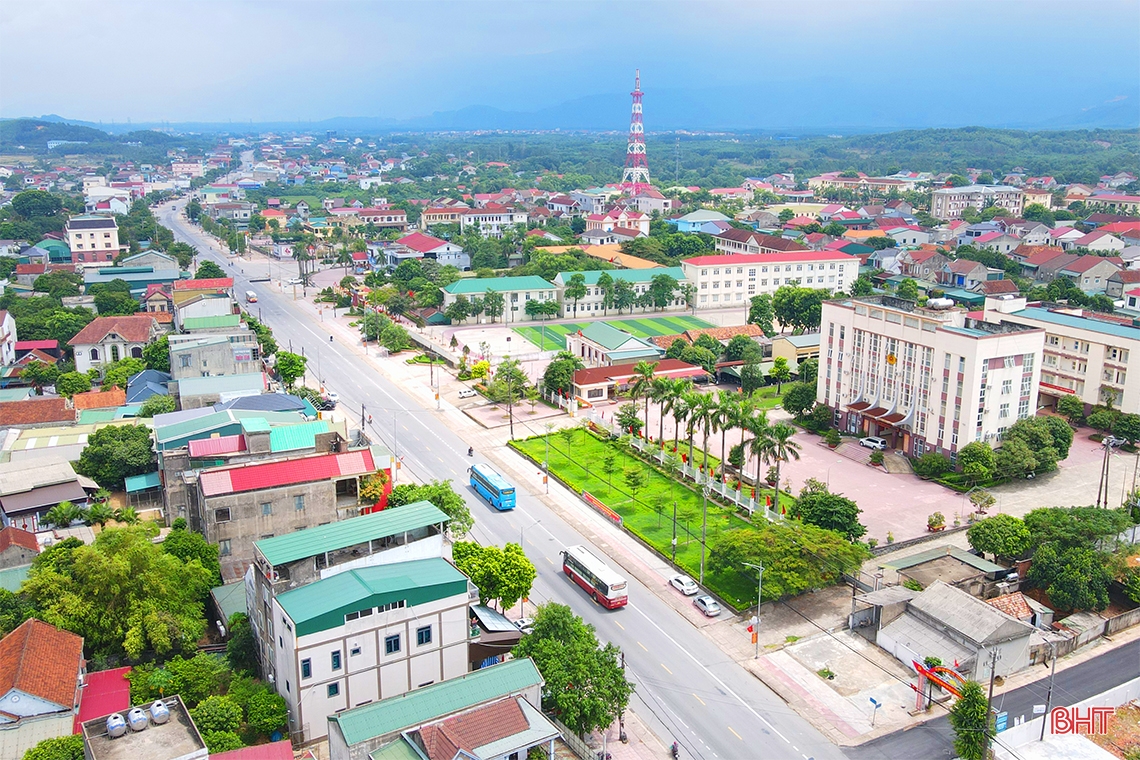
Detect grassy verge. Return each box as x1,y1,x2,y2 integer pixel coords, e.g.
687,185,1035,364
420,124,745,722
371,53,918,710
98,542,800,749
510,430,794,607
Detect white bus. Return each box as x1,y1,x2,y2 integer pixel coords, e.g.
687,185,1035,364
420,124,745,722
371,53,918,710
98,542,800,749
560,545,628,609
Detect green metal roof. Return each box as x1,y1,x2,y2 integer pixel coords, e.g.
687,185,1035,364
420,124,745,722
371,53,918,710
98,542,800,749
1014,307,1140,340
269,420,329,452
580,322,654,351
154,409,303,446
0,565,30,593
331,658,543,746
0,388,33,403
369,739,423,760
124,471,161,493
256,501,448,566
554,267,684,286
443,276,555,295
276,558,468,636
176,372,266,398
210,580,248,624
777,333,821,348
78,408,120,424
240,416,271,433
181,314,242,330
881,545,1005,574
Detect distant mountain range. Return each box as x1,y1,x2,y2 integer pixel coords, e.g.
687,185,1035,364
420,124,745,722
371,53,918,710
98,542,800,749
9,88,1139,135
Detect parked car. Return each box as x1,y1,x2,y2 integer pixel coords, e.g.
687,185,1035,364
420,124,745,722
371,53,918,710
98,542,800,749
669,574,699,596
286,277,304,285
859,436,888,450
324,391,339,405
1103,436,1126,448
458,388,477,399
514,617,535,635
693,595,721,617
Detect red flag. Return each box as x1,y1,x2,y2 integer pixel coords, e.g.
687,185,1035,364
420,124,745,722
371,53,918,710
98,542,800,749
747,624,754,633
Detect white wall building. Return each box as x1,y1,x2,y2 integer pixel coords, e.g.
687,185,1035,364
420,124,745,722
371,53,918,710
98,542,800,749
818,295,1044,459
931,185,1025,220
459,207,527,238
680,251,858,310
271,558,472,743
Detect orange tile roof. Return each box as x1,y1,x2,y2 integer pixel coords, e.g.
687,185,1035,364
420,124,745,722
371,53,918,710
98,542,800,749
986,592,1033,621
0,619,83,711
71,386,127,410
68,315,156,346
419,698,530,760
0,526,39,555
0,397,74,426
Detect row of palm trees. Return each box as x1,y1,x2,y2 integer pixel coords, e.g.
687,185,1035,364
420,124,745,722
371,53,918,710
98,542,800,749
628,361,802,499
42,496,140,530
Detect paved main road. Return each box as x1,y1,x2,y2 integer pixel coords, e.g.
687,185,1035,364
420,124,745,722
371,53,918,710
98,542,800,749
158,200,844,760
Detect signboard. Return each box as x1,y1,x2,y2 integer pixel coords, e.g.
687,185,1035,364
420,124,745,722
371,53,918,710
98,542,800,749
233,347,253,362
995,711,1008,733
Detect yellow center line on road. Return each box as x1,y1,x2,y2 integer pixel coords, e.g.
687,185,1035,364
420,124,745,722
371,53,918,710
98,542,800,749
637,641,648,651
693,693,705,706
660,663,672,675
728,726,742,741
545,557,554,565
614,621,624,630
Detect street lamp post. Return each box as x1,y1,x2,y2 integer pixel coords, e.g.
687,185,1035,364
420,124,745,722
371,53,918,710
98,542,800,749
743,562,763,659
699,485,709,583
826,458,843,488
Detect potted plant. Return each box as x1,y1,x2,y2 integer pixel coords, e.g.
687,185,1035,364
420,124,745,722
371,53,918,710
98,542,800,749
869,450,884,466
824,429,841,448
887,531,895,544
766,466,779,486
927,511,946,532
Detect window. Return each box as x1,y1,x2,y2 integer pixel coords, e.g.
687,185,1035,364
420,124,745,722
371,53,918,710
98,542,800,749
294,495,305,511
301,659,311,679
219,540,231,556
1001,379,1012,395
999,403,1010,419
214,508,231,523
90,348,99,361
350,646,361,656
385,634,401,655
417,626,432,646
378,600,406,613
331,651,341,670
327,683,340,698
261,502,272,515
179,354,191,368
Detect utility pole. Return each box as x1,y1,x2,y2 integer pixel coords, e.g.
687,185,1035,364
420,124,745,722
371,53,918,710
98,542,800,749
671,481,678,564
699,485,708,583
743,562,763,659
507,374,515,441
1039,641,1057,742
986,648,1000,755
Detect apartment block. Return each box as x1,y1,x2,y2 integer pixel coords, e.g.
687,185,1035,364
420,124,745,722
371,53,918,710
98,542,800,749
818,296,1044,458
680,251,858,310
931,185,1024,220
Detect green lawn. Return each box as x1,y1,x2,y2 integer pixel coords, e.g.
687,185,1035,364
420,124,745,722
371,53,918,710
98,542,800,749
512,314,714,351
511,431,794,608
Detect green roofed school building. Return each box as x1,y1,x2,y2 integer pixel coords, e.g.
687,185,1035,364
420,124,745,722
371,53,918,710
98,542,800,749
271,558,474,743
564,321,664,367
551,267,689,318
327,657,552,760
440,276,557,324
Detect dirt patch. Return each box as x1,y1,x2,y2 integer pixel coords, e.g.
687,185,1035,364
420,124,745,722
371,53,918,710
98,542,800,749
1087,704,1140,758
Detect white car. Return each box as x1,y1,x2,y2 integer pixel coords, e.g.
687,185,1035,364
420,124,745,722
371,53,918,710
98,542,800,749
693,595,721,617
859,436,888,451
457,388,477,399
324,391,339,405
669,574,699,596
286,277,304,285
514,617,535,635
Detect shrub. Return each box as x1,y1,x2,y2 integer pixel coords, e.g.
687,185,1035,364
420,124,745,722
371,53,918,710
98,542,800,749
201,731,244,754
869,450,884,466
1087,409,1119,432
903,578,924,591
912,452,952,478
824,429,840,447
190,695,242,734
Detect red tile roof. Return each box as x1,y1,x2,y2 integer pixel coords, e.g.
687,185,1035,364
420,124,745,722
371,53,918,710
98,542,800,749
73,667,131,733
683,250,854,266
68,315,156,346
1023,249,1071,267
419,698,530,760
14,340,58,351
209,740,295,760
1060,256,1120,275
980,280,1020,295
0,397,74,425
0,619,83,711
573,359,706,387
138,310,173,324
188,434,248,457
71,386,127,410
985,592,1033,621
1112,270,1140,283
398,232,450,253
198,449,376,497
0,526,39,555
173,278,234,291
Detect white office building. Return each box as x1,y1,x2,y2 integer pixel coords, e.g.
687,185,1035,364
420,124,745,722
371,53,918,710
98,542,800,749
680,251,859,309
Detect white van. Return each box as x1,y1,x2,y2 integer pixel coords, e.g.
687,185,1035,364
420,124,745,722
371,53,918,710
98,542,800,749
245,291,257,303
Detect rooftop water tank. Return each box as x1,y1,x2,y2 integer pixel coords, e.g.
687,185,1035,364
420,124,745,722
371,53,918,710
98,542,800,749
127,707,149,731
106,713,128,739
149,700,170,725
927,298,954,310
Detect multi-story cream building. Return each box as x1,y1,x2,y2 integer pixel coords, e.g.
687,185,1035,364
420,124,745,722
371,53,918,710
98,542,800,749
271,557,472,742
459,205,527,238
680,251,859,310
65,214,121,262
982,296,1140,413
817,295,1044,459
931,185,1024,220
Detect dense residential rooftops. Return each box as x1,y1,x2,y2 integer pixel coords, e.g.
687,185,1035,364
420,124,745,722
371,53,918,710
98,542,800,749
275,557,468,635
0,397,74,426
255,500,447,566
329,658,544,746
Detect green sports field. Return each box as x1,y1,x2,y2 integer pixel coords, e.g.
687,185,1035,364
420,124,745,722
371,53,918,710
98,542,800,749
512,314,715,351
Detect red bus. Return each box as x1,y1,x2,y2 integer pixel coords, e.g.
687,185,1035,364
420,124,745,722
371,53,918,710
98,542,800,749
561,545,628,609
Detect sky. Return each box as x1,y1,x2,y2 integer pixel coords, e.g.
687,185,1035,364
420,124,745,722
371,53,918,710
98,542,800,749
2,0,1138,130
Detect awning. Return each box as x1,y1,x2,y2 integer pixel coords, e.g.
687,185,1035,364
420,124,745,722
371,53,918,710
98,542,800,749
124,471,161,493
0,481,88,515
881,412,907,425
865,406,889,418
847,401,871,412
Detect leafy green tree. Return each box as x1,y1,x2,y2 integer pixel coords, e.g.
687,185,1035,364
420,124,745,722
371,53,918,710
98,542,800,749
167,242,198,270
388,480,473,536
693,333,721,354
1023,506,1131,551
138,394,175,418
967,514,1031,559
895,278,919,300
708,521,869,602
773,285,826,333
12,189,63,218
24,524,211,659
143,335,170,372
54,371,91,398
723,334,756,362
512,603,633,736
190,695,242,734
792,481,866,540
162,525,222,588
20,360,60,393
601,453,618,487
616,402,643,436
1087,409,1117,432
43,501,85,529
102,357,146,390
274,351,307,388
74,424,155,490
1040,415,1074,460
542,351,584,396
849,276,875,296
628,360,659,435
33,271,83,299
201,731,244,754
246,689,288,736
949,680,991,760
226,613,258,675
768,356,792,392
612,279,637,314
482,290,506,322
680,345,717,373
747,294,775,336
93,289,139,316
797,357,819,384
596,271,614,315
195,260,226,279
994,438,1039,479
565,273,587,315
452,541,536,611
443,295,470,324
21,735,84,760
778,208,795,223
648,273,679,310
782,382,817,418
84,501,114,527
623,468,646,502
1114,413,1140,444
1027,544,1112,611
956,441,995,482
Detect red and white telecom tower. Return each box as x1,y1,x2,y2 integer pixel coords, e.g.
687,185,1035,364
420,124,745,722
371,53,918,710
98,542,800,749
619,69,651,194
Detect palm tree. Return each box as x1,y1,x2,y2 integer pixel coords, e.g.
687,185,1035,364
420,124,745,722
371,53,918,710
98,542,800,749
668,381,694,451
766,423,802,504
84,502,114,527
650,377,674,448
114,506,140,525
690,392,719,474
742,410,772,492
628,361,659,440
716,392,749,481
44,501,84,529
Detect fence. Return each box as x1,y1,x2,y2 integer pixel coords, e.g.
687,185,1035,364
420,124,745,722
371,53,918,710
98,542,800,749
546,715,594,760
